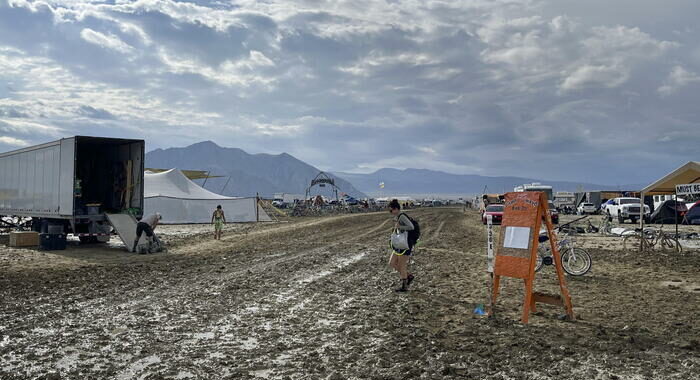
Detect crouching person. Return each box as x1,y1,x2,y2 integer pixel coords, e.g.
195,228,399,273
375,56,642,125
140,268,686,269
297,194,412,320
133,212,161,254
388,199,417,292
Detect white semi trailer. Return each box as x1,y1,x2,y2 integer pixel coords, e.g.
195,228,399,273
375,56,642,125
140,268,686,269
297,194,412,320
0,136,145,243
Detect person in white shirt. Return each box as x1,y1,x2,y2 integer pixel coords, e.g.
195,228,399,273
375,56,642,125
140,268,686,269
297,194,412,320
133,213,161,253
388,199,416,292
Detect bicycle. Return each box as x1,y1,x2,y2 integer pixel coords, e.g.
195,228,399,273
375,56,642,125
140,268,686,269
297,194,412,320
622,226,682,252
535,231,592,276
597,216,614,236
585,220,599,233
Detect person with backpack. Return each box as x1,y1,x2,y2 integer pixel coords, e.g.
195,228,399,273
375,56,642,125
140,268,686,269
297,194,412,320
388,199,420,292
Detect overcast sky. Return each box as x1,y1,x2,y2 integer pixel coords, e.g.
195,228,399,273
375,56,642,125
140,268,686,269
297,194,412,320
1,0,699,185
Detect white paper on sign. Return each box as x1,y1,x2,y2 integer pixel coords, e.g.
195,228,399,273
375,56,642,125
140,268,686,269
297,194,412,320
504,226,530,250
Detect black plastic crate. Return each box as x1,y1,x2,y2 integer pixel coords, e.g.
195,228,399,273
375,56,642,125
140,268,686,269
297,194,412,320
39,234,67,251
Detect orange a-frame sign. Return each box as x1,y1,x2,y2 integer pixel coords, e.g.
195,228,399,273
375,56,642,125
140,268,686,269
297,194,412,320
490,191,574,323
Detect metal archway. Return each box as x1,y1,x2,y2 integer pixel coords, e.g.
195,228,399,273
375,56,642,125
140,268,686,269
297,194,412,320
305,172,340,203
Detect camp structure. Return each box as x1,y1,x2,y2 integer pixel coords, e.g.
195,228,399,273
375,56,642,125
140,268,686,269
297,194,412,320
638,161,700,251
649,200,688,224
144,168,270,224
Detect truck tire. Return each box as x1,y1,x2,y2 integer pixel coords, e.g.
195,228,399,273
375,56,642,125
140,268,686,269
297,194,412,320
618,213,625,224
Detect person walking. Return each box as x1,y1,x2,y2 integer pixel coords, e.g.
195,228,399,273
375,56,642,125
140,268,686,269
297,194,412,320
388,199,417,292
212,205,226,240
133,213,161,253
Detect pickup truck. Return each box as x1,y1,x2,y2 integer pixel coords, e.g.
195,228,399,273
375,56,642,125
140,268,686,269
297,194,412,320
605,197,650,223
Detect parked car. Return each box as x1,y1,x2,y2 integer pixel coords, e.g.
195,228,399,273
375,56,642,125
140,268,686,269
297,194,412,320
605,197,650,223
577,202,597,215
482,204,504,224
342,196,359,206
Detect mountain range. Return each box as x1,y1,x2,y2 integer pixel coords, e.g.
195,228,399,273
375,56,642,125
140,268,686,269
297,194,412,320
146,142,641,199
334,168,642,197
145,141,366,198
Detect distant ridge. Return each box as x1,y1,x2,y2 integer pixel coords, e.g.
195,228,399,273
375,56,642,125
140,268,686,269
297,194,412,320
145,141,365,198
334,168,641,197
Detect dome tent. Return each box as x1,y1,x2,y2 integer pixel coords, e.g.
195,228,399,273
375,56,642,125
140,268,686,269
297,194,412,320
144,168,270,223
649,200,687,224
684,201,700,225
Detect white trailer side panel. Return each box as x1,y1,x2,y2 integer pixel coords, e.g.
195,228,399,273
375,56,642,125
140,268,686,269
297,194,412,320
0,141,66,217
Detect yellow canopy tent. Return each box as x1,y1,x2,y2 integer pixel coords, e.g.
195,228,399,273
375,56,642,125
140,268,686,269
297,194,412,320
638,161,700,251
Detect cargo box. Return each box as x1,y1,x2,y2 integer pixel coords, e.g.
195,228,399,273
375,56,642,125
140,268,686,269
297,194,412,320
9,231,39,247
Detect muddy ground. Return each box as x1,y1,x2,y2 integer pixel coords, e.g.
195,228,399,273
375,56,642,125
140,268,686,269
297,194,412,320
0,208,698,379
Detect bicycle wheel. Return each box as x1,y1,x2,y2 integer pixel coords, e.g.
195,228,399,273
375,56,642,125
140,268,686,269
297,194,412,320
535,246,546,272
561,248,591,276
660,236,682,253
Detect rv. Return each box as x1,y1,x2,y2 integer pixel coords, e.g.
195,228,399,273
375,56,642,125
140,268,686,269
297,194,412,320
514,183,553,201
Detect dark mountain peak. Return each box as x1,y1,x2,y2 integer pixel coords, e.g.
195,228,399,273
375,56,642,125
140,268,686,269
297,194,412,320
187,140,221,149
145,143,366,198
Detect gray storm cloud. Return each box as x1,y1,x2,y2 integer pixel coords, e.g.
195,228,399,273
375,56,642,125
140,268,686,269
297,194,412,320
0,0,698,185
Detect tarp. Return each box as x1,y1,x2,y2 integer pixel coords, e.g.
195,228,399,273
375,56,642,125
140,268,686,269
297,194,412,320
649,200,687,224
145,168,223,180
144,168,271,224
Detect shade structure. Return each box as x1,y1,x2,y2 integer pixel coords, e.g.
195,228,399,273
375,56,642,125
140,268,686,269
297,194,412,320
144,168,270,223
637,161,699,252
641,161,700,195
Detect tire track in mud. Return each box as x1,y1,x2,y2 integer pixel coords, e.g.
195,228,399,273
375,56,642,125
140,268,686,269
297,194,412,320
107,214,403,377
5,207,695,379
155,208,458,378
108,210,444,377
0,212,402,378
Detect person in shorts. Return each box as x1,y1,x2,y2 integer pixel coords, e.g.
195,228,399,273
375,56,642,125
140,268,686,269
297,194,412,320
211,205,226,240
388,199,415,292
133,213,161,253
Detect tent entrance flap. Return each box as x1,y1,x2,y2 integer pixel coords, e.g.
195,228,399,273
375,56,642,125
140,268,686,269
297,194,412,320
105,213,152,252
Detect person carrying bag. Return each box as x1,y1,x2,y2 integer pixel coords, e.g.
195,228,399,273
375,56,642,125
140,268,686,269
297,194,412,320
388,199,420,292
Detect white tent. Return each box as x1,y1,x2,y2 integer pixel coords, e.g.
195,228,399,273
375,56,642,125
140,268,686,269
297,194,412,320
144,168,271,224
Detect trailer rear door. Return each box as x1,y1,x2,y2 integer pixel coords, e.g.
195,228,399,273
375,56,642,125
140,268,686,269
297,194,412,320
58,138,76,216
105,213,150,252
